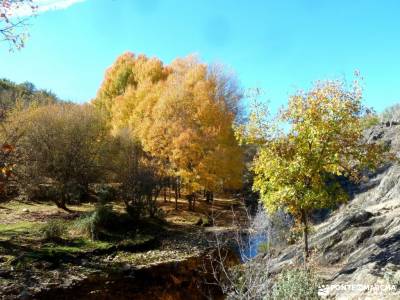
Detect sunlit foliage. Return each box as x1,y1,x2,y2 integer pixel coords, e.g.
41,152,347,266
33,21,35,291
14,104,111,211
243,79,386,258
93,53,244,209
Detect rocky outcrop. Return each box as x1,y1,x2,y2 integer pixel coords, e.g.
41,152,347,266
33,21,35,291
270,123,400,299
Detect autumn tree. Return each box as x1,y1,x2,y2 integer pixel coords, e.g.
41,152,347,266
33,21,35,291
0,79,59,199
0,0,37,49
111,134,164,219
93,53,172,210
14,104,111,211
93,52,169,124
146,57,243,210
245,79,385,260
93,53,244,211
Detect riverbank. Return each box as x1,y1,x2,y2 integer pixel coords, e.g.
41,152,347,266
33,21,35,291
0,197,244,299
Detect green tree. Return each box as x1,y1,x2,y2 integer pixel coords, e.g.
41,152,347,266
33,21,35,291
247,80,385,260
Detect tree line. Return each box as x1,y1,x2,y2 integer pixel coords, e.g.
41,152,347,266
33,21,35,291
0,54,392,260
0,54,245,218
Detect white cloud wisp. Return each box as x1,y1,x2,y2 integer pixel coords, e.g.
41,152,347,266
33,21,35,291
6,0,86,18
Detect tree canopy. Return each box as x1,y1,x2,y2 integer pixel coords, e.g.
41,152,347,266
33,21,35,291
243,79,386,259
93,53,244,208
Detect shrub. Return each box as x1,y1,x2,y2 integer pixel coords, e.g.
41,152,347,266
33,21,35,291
257,241,269,254
26,184,58,201
361,114,380,129
224,259,270,300
40,219,67,240
73,204,115,240
384,270,400,289
271,268,321,300
15,104,112,211
96,185,118,204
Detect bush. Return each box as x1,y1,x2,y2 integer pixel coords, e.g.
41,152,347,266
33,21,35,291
271,268,321,300
257,241,269,254
63,182,88,204
15,104,112,211
384,270,400,289
40,219,67,240
361,114,380,130
73,204,115,240
224,259,270,300
96,185,118,204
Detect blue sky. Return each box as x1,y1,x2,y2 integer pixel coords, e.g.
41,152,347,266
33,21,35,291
1,0,400,113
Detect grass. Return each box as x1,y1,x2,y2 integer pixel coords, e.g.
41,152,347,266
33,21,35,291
0,221,41,243
41,238,112,253
0,200,164,274
0,196,245,298
0,221,39,232
0,196,241,270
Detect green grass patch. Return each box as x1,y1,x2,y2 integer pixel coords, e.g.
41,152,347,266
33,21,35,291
0,221,40,232
41,238,112,254
0,221,42,241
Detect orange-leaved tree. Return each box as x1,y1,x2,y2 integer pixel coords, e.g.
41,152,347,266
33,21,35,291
93,53,244,210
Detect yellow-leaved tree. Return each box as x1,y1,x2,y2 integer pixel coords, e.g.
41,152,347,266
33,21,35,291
244,79,386,260
93,53,244,210
149,57,243,209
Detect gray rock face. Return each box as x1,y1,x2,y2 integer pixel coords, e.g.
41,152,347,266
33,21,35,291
270,123,400,299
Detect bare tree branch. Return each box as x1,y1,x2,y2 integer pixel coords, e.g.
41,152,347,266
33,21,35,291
0,0,37,50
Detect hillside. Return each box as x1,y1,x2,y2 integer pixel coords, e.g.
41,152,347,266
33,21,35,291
269,122,400,299
0,79,59,120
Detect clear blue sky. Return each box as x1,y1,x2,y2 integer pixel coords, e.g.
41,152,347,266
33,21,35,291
1,0,400,113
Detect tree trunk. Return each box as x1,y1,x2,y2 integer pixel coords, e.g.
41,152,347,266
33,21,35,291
301,209,309,262
163,187,167,202
177,178,181,199
187,193,196,211
187,194,192,211
174,183,178,210
205,190,214,204
55,194,72,213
